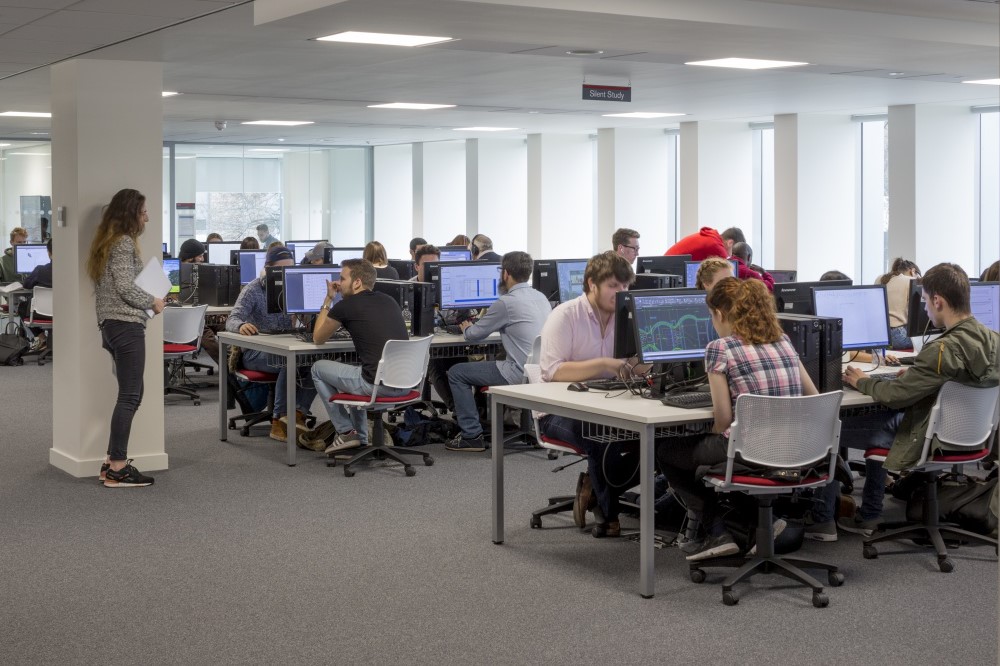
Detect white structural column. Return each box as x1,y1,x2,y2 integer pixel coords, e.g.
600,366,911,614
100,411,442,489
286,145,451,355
888,104,976,271
773,114,855,281
597,128,672,255
50,59,166,477
526,133,594,259
466,138,528,256
678,121,753,239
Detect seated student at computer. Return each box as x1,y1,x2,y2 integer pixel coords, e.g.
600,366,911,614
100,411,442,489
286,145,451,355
730,242,774,292
206,233,224,243
410,244,438,283
982,260,999,282
22,238,53,353
241,236,260,250
449,234,471,247
469,234,502,262
694,257,735,291
0,226,28,283
363,241,399,280
226,245,317,442
445,251,552,452
538,251,639,538
656,277,819,560
809,263,999,538
877,258,921,350
612,228,640,264
309,259,411,453
302,241,333,266
174,238,222,363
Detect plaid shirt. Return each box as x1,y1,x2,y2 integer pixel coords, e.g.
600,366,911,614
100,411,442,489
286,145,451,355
704,334,803,418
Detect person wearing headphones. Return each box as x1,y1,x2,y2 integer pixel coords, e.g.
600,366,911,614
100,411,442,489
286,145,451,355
469,234,501,262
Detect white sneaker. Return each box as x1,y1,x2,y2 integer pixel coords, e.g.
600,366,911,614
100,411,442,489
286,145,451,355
749,518,787,556
324,431,362,454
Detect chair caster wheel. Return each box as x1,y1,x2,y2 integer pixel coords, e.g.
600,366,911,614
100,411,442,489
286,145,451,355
405,466,416,477
241,427,250,437
938,557,954,573
689,569,706,584
828,571,844,587
228,420,236,430
547,451,558,460
344,467,355,477
194,401,201,406
862,545,878,559
530,516,542,529
722,591,739,606
812,592,829,608
424,456,434,466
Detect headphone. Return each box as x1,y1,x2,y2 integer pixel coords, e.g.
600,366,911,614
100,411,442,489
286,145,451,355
470,234,484,258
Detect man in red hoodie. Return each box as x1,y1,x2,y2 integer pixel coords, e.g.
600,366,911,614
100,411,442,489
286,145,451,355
665,227,728,261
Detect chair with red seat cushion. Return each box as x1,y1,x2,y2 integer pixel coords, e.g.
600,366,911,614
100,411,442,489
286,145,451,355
861,382,999,572
228,368,279,436
690,391,845,608
326,335,434,477
162,305,208,405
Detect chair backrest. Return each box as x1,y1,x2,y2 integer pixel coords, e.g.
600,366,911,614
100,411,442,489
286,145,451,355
163,305,208,345
526,334,542,366
729,392,843,472
922,382,1000,462
373,335,433,390
522,362,580,455
31,286,53,318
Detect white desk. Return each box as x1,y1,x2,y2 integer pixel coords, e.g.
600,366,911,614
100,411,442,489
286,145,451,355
217,330,501,466
488,383,875,599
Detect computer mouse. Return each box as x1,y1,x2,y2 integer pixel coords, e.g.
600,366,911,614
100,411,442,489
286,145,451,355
567,382,589,392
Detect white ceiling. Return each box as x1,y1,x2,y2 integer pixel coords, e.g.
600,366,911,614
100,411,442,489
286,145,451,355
0,0,996,145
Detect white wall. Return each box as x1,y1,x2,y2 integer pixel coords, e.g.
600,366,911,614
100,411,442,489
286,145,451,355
373,143,413,259
419,140,466,246
1,147,52,240
329,147,367,247
527,133,594,259
468,137,527,256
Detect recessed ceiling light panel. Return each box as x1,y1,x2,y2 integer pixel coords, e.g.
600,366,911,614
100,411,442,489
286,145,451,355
315,31,452,47
161,91,180,97
602,112,685,118
453,127,519,132
685,58,808,70
963,78,1000,85
241,120,314,126
0,111,51,118
566,49,603,56
367,103,456,110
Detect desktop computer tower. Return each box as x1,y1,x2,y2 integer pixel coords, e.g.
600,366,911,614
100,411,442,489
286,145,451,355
373,278,414,317
180,264,239,307
777,313,821,391
372,280,435,336
779,313,843,392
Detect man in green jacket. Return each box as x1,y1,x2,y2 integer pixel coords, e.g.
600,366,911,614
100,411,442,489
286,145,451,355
808,263,999,540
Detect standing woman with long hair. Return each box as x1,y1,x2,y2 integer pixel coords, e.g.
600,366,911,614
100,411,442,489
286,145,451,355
87,188,164,487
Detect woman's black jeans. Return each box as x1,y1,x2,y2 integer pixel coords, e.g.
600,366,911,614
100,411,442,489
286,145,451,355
100,320,145,462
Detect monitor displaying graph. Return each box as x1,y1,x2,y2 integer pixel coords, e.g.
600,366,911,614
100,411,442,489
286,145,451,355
438,262,501,309
629,292,716,363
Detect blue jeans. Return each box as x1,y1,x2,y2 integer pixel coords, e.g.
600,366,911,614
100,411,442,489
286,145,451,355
241,349,317,419
311,360,411,444
889,325,911,350
447,361,509,439
100,320,145,462
539,415,638,523
812,409,905,523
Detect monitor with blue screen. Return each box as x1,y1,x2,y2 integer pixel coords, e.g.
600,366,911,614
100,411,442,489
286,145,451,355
207,241,240,265
282,266,342,315
439,245,473,263
13,244,49,274
438,261,501,309
812,285,891,351
629,291,717,364
556,259,587,303
235,250,267,285
162,258,181,294
683,259,740,287
971,282,1000,333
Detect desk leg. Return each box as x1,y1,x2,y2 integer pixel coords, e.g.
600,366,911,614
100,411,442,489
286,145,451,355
218,338,229,442
639,424,655,599
286,351,297,466
491,394,504,545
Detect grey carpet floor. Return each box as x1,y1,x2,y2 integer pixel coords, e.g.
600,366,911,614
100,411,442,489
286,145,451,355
0,362,996,665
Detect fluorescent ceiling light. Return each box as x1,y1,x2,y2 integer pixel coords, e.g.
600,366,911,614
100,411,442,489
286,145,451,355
0,143,10,147
603,112,685,119
0,111,51,118
175,155,196,160
963,78,1000,86
241,120,314,126
685,58,808,70
248,148,288,152
315,31,452,47
162,91,180,97
9,152,48,156
453,127,518,132
367,102,456,110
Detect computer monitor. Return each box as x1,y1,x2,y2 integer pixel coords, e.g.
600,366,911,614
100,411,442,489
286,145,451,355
232,249,267,285
633,273,682,290
282,266,342,315
774,279,852,314
683,261,701,288
439,245,473,262
163,258,181,294
324,247,364,265
388,259,415,281
556,259,588,303
162,242,168,255
629,290,716,364
768,269,797,283
285,240,325,264
13,244,48,274
437,261,502,310
206,241,240,265
812,285,891,351
905,280,943,337
971,282,1000,333
636,254,691,278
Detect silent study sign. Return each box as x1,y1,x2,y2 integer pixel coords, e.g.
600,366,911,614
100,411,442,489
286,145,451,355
582,84,631,102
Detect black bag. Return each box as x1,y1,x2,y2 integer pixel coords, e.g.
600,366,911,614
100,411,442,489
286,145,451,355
390,406,459,446
906,474,998,536
0,322,29,366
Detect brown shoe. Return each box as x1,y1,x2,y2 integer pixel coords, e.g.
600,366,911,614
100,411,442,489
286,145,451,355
837,494,858,520
592,520,621,539
573,472,593,528
269,418,288,442
279,411,310,436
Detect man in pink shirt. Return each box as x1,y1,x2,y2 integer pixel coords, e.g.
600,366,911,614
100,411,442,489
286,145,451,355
538,251,638,539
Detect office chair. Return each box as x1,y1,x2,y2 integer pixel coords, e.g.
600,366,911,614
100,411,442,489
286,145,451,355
163,304,208,405
688,392,845,608
326,335,435,477
483,335,542,450
26,286,54,366
228,368,278,437
862,382,999,572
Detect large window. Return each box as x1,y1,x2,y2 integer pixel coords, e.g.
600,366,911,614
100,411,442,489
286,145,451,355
858,119,888,284
0,141,52,243
978,111,999,276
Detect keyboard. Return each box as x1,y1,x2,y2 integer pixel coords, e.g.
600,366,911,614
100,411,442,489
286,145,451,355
585,379,629,391
868,371,899,380
661,392,714,409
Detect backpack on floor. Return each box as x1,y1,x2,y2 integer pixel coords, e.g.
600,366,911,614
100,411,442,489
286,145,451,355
389,406,458,446
906,473,998,536
0,322,29,366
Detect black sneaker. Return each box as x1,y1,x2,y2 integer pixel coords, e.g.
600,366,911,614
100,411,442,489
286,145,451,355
445,434,488,452
104,461,154,488
685,532,740,561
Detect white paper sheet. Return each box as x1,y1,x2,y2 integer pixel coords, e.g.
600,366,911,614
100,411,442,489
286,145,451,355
134,257,172,317
0,281,24,294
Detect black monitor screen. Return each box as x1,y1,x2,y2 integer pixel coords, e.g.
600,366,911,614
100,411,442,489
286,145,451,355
636,254,691,278
388,259,415,281
282,266,342,315
768,269,797,283
325,247,364,265
630,290,716,363
163,258,180,294
439,246,473,262
813,285,891,351
906,280,942,337
971,282,1000,333
438,261,502,309
207,242,240,265
556,259,588,303
775,279,851,314
236,250,267,285
13,244,48,274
